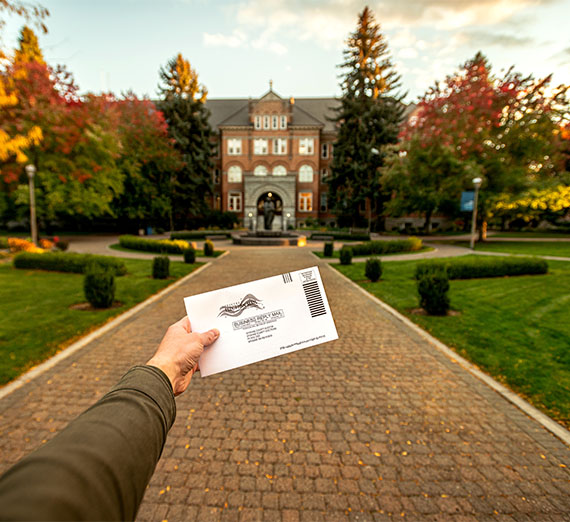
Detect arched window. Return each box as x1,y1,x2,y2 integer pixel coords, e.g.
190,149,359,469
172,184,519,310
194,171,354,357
273,165,287,176
254,165,268,176
227,166,242,183
298,165,313,183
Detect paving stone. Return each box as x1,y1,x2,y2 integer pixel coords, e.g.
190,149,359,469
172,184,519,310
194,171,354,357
0,247,568,522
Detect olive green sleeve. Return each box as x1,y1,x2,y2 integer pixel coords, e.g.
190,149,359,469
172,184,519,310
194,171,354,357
0,365,176,521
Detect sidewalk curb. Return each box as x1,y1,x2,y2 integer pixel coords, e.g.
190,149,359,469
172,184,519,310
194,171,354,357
327,263,570,446
0,253,229,401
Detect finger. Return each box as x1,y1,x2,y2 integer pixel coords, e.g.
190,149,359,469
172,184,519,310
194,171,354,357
173,316,191,333
197,329,220,347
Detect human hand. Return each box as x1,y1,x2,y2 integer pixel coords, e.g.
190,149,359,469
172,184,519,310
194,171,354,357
147,316,219,396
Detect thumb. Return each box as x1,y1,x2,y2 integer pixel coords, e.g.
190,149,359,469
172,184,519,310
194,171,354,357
198,329,220,347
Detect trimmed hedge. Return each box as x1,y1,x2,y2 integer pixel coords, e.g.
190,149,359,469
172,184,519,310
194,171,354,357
415,256,548,280
119,235,192,254
365,258,382,282
310,232,370,241
340,246,353,265
171,230,230,240
323,242,334,257
13,252,127,276
417,268,450,315
84,265,115,308
183,248,196,264
204,239,215,257
152,256,170,279
348,237,423,257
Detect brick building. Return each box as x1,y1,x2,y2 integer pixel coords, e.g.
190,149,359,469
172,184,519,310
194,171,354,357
206,86,340,230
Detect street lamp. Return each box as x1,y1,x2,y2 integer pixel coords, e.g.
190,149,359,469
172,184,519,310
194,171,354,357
25,164,38,246
469,177,482,250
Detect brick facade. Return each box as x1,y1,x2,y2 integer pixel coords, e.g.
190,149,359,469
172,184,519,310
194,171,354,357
207,89,338,229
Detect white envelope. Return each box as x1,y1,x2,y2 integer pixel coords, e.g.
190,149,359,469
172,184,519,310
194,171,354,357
184,266,338,377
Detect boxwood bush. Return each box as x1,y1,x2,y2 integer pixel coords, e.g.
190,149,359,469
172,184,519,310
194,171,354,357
417,268,450,315
183,248,196,264
339,246,353,265
323,242,334,257
203,239,215,257
365,258,382,282
415,256,548,280
170,231,230,240
348,237,422,256
119,235,193,254
13,252,127,275
152,256,170,279
84,265,115,308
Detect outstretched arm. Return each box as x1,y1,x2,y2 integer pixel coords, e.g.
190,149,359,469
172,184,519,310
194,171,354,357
0,317,219,521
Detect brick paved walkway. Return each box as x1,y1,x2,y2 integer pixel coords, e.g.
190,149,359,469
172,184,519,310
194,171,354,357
1,248,569,521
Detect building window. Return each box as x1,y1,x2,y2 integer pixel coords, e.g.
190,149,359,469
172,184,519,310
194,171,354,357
320,193,328,212
299,138,314,155
254,139,268,155
213,168,221,185
254,165,268,176
254,116,261,129
273,138,287,155
263,115,270,129
229,192,242,212
272,115,278,129
273,165,287,176
280,115,287,129
320,168,328,183
321,143,328,158
227,165,242,183
299,192,313,212
228,138,242,155
298,165,314,183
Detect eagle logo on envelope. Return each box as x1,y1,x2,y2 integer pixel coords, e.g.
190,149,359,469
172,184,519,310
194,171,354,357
218,294,265,317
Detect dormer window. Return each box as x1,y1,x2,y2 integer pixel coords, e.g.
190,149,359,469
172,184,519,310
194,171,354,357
272,115,278,129
280,115,287,129
254,116,261,129
263,115,270,129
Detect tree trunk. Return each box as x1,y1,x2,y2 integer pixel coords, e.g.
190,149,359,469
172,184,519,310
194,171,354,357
423,209,432,235
367,197,372,235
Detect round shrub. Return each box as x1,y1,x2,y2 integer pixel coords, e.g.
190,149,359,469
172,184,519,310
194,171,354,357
339,246,353,265
55,240,69,251
84,265,115,309
204,239,215,257
323,242,334,257
183,248,196,264
417,269,450,315
365,257,382,282
152,256,170,279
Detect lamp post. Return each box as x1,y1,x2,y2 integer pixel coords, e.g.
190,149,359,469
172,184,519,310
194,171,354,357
25,164,38,246
469,177,482,250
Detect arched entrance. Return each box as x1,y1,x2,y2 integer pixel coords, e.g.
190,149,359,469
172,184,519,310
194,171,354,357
257,191,283,230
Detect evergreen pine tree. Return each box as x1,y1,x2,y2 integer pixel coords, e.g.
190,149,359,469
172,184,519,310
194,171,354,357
157,53,214,229
329,6,404,231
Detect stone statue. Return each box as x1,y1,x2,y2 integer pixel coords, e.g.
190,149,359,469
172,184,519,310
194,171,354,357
263,198,275,230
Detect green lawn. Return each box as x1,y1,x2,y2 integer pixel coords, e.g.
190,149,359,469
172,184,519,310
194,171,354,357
336,257,570,427
430,240,570,258
109,243,224,257
0,258,201,385
491,231,570,239
313,246,433,259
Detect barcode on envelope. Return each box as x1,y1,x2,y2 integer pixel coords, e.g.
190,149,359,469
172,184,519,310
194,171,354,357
282,272,293,284
303,281,326,318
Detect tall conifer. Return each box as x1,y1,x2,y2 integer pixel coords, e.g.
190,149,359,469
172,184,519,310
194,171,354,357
329,6,404,231
157,53,214,229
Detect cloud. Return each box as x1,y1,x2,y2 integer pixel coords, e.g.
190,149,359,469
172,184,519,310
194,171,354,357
460,30,533,47
203,29,248,48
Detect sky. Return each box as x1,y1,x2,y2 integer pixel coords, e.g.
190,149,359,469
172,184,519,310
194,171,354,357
2,0,569,104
